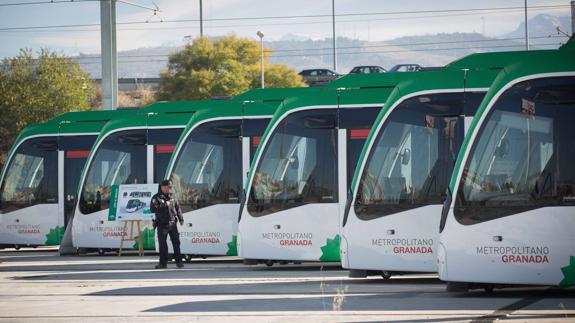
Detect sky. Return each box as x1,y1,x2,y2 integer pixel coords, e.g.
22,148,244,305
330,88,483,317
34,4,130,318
0,0,571,58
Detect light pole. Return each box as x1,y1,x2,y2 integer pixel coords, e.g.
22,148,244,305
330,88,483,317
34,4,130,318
524,0,529,50
100,0,118,110
331,0,337,72
257,30,265,89
199,0,203,37
99,0,160,110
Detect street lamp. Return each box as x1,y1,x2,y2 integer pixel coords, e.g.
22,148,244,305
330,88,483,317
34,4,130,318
257,30,264,89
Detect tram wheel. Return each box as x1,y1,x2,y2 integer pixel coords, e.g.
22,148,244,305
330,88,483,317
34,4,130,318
265,260,274,267
185,255,193,263
14,245,20,250
381,271,392,280
97,248,105,256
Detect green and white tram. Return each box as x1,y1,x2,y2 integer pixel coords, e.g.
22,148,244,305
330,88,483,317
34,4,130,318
0,110,134,249
341,50,541,279
72,101,204,252
438,41,575,290
166,88,316,258
238,74,405,264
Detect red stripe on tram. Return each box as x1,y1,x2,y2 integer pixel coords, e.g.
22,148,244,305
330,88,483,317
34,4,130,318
66,150,90,158
155,145,176,154
350,129,370,140
252,136,262,147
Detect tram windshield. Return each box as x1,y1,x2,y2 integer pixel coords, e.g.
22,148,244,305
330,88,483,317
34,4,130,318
0,137,58,213
455,76,575,224
170,120,242,213
247,110,338,217
355,93,472,220
79,130,147,214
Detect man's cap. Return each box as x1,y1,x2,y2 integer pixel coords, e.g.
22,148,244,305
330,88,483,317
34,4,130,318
160,179,172,187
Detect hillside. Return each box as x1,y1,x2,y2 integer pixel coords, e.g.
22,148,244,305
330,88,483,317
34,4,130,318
78,13,568,78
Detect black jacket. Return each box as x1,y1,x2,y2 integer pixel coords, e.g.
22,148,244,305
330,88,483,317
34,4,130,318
150,191,183,226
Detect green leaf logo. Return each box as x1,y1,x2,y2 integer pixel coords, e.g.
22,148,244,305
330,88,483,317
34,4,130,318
226,235,238,256
319,234,341,262
45,226,64,246
560,256,575,286
132,227,156,250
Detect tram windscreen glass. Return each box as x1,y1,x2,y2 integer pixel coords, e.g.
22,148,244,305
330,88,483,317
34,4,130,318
170,121,242,213
455,76,575,224
247,109,338,217
0,137,58,213
355,93,466,220
79,130,147,214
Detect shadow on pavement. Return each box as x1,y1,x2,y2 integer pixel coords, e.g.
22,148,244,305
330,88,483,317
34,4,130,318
142,290,575,313
7,260,347,281
353,313,575,323
87,277,443,296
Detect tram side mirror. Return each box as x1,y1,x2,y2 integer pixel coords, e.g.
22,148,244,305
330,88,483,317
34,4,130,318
204,161,213,174
34,140,58,151
214,124,241,138
289,156,299,169
401,148,411,165
342,188,353,227
118,134,146,145
119,165,126,177
304,115,337,129
495,138,509,158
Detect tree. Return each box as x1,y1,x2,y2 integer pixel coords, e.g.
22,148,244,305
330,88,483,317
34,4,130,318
157,35,306,101
0,49,94,165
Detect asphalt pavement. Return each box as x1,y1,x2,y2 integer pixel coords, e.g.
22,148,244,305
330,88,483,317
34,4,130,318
0,247,573,322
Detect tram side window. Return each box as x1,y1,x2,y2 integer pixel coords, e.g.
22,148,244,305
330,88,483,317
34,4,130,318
355,93,465,220
247,110,338,217
455,76,575,225
149,128,182,184
464,92,487,116
170,121,243,213
153,145,175,184
244,118,271,161
0,138,58,213
340,107,382,192
60,135,97,222
79,130,147,214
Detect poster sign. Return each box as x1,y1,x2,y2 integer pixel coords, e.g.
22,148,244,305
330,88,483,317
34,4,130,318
108,183,157,221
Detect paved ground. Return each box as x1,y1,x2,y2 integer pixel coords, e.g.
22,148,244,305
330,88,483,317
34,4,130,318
0,248,573,322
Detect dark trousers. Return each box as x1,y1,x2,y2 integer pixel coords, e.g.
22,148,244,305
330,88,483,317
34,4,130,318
157,222,182,265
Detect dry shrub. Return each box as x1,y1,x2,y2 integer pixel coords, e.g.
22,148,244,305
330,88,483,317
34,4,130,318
91,84,157,109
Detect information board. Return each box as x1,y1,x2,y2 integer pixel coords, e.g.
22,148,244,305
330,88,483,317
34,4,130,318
108,183,157,221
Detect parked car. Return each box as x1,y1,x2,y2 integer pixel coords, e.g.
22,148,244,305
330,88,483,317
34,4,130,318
298,69,340,86
388,64,422,72
349,65,387,74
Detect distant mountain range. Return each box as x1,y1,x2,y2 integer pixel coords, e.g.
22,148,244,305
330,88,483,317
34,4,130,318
78,13,570,79
503,14,571,41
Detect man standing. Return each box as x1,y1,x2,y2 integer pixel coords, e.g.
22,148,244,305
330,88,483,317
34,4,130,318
151,179,184,269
